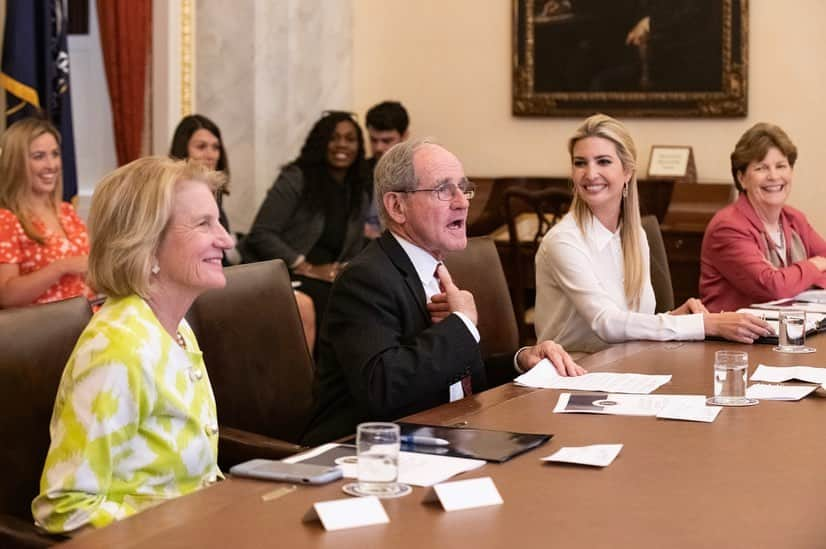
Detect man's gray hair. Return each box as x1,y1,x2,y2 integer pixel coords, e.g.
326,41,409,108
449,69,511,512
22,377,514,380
374,137,434,227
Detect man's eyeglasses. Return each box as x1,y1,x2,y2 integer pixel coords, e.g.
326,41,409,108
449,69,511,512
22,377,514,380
399,180,476,201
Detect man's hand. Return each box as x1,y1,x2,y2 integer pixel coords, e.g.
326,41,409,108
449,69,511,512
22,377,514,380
704,312,773,344
670,297,709,316
427,292,451,323
517,340,586,376
434,264,477,325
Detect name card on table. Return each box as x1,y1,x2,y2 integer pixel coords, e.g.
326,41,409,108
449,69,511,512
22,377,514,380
303,496,389,531
422,477,503,511
542,444,623,467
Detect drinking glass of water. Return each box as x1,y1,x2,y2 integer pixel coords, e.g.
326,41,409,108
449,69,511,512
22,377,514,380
774,310,815,353
706,350,758,407
342,422,411,498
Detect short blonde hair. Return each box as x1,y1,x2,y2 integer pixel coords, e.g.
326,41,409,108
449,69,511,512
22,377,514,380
88,156,226,299
0,118,63,244
568,113,644,309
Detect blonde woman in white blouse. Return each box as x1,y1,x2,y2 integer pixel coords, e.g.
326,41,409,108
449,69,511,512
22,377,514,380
534,114,772,353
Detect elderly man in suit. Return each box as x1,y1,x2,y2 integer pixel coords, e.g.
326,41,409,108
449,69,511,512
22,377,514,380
302,139,584,445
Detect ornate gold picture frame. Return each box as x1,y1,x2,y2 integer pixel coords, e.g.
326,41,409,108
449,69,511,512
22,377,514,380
513,0,748,117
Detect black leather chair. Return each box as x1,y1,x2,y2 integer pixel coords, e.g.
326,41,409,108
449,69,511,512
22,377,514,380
0,297,92,548
188,260,315,468
445,237,521,387
641,214,675,313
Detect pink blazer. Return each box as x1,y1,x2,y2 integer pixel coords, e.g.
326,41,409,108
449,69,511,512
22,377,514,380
700,193,826,312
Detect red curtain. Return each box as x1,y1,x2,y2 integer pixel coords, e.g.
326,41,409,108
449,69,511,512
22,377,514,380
96,0,152,166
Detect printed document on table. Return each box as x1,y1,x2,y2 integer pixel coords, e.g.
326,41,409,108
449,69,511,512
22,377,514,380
746,383,817,401
542,444,623,467
751,364,826,384
736,308,823,333
750,298,826,314
515,359,671,394
553,393,706,416
285,443,485,486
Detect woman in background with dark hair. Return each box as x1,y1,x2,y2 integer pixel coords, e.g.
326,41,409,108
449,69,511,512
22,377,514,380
169,114,241,265
241,111,370,333
170,114,317,349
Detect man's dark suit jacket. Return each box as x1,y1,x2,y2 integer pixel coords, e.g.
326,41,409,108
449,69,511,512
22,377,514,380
302,231,488,446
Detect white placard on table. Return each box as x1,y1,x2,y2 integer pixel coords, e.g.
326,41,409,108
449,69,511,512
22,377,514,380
542,444,623,467
303,496,389,531
422,477,503,512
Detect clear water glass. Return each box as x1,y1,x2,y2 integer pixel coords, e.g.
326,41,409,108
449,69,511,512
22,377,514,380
774,310,813,353
342,422,410,498
707,350,757,407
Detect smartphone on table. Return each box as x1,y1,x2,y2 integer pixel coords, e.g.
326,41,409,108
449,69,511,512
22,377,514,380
229,459,342,485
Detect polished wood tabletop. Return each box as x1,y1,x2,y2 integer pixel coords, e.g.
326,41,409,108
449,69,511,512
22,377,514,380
58,338,826,548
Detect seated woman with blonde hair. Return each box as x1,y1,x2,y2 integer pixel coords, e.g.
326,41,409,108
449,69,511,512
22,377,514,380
0,117,94,307
169,114,317,348
534,114,772,353
32,157,231,533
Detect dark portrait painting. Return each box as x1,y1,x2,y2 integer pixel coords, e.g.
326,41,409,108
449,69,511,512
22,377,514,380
513,0,748,117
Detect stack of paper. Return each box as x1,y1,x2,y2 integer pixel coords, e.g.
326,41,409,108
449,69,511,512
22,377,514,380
515,359,671,394
749,298,826,315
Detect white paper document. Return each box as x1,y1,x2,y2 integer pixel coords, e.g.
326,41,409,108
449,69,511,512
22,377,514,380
656,400,722,423
746,383,817,401
286,443,485,487
553,393,706,416
793,289,826,304
751,364,826,384
542,444,623,467
515,359,671,394
750,298,826,314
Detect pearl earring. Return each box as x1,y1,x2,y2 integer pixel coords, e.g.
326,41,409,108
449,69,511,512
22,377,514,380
151,264,160,275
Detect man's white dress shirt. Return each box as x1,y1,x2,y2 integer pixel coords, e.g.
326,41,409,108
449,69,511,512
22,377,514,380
392,232,479,400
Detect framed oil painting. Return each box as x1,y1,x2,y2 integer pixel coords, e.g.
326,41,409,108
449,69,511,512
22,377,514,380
513,0,748,117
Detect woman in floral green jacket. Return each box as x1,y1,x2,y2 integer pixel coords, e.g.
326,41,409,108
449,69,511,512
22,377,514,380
32,157,233,533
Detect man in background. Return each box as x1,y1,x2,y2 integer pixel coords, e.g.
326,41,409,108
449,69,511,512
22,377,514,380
364,101,410,237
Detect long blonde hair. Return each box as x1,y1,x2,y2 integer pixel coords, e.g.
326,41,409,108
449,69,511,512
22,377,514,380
0,118,63,245
568,113,644,309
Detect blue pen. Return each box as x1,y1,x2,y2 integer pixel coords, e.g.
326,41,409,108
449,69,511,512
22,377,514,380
400,435,450,446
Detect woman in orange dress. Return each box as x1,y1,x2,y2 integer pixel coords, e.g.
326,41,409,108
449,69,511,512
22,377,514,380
0,118,94,307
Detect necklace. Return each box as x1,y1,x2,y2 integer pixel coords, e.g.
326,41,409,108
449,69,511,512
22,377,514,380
175,331,187,350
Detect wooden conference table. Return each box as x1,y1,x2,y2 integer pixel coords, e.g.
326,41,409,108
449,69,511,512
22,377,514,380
58,337,826,548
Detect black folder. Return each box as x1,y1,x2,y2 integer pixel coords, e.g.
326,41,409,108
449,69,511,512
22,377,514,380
396,422,552,463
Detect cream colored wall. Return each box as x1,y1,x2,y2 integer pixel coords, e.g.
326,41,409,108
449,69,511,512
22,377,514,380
353,0,826,234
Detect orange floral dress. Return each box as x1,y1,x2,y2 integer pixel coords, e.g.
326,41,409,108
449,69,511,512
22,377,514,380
0,203,94,305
